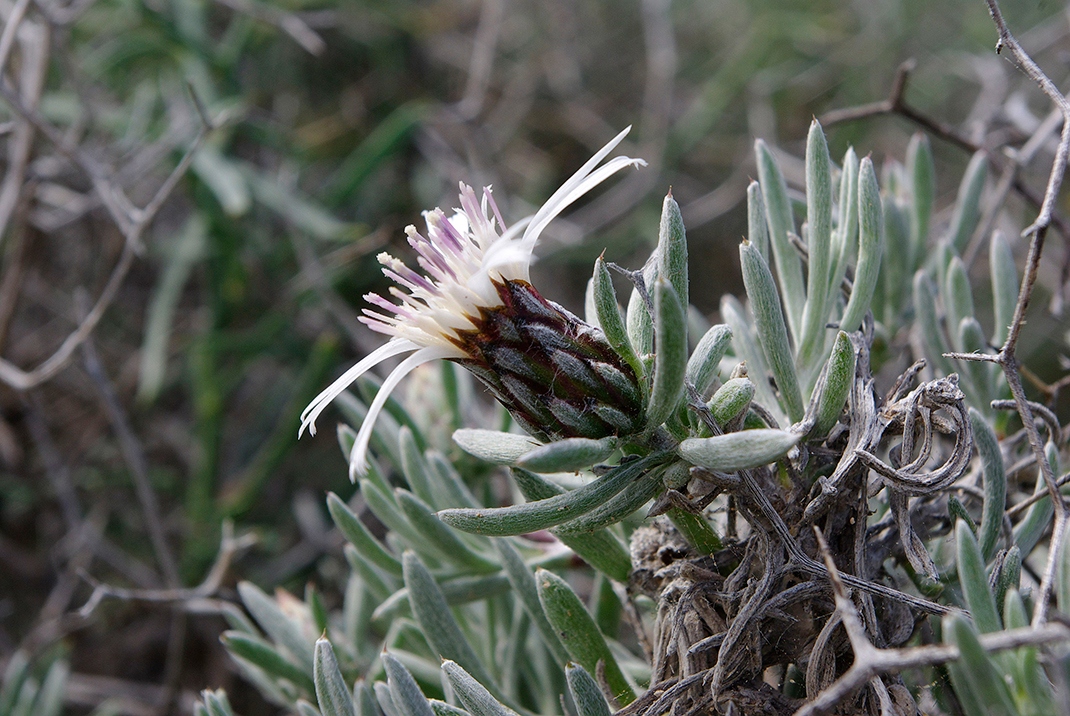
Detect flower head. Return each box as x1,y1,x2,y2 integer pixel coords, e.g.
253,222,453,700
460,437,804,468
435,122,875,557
300,127,646,478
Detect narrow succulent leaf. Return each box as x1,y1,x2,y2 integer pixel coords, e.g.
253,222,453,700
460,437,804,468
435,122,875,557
298,701,323,716
948,496,976,535
685,324,732,396
0,651,29,715
679,429,800,472
510,469,632,581
34,660,67,716
222,631,316,694
584,278,601,330
668,508,722,554
907,132,935,272
452,429,539,466
955,520,1001,633
970,409,1006,561
746,181,770,262
430,701,470,716
755,139,804,337
958,318,994,410
493,540,571,664
359,480,430,552
1002,589,1057,713
1058,523,1070,617
593,258,643,378
441,661,512,716
426,453,480,509
625,263,655,357
382,653,436,716
237,582,316,672
706,378,755,428
873,197,903,325
371,574,512,624
536,569,635,704
395,490,499,572
439,453,662,536
314,639,356,716
344,544,396,603
994,546,1020,616
592,574,622,637
401,552,502,699
797,119,834,372
399,427,436,506
739,242,804,422
307,584,329,636
203,690,237,716
375,682,399,716
829,147,858,300
554,466,665,535
813,332,855,438
441,361,465,433
657,192,689,312
945,257,975,352
989,231,1018,346
647,279,688,428
912,272,955,377
947,151,988,253
840,157,883,334
566,663,612,716
1014,443,1057,557
943,613,1016,716
517,437,616,473
328,493,403,576
720,295,780,416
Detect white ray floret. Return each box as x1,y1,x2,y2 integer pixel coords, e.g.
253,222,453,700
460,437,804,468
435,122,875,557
299,127,646,479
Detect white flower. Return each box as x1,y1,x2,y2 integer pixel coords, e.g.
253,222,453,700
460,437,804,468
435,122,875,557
300,127,646,479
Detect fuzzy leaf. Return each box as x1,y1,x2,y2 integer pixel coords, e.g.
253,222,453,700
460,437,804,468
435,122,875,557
797,119,834,372
679,429,800,472
593,257,643,378
840,157,883,334
517,437,617,473
314,639,356,716
441,661,512,716
970,409,1006,561
383,653,435,716
566,663,612,716
452,429,539,466
647,278,688,428
955,520,1001,634
328,492,403,576
754,139,803,337
947,151,987,253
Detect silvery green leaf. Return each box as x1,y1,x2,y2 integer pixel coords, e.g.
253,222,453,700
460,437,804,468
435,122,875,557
314,639,356,716
679,429,800,472
746,181,770,262
1014,442,1057,557
797,119,834,373
584,277,600,330
989,231,1018,346
755,139,803,338
566,663,612,716
812,331,855,438
344,544,395,603
328,492,402,576
517,437,616,473
399,427,436,507
440,661,512,716
738,242,804,422
947,151,988,253
945,256,974,352
395,490,499,573
906,132,935,272
0,651,29,714
878,196,909,326
375,682,399,716
948,496,976,535
993,545,1020,616
828,147,858,301
1058,522,1070,617
336,391,402,474
958,318,993,409
840,157,883,334
426,452,480,509
625,263,655,358
955,520,1001,634
593,258,643,379
371,574,511,624
430,702,469,716
402,553,504,702
237,582,315,673
912,272,955,377
298,701,324,716
554,468,664,535
943,613,1016,716
493,539,570,664
707,378,754,428
657,192,689,312
510,469,632,581
383,653,435,716
34,660,67,716
647,278,688,428
201,689,237,716
452,429,539,466
222,631,316,694
685,323,732,396
359,480,430,554
439,454,659,536
970,409,1005,563
536,569,635,705
720,295,779,416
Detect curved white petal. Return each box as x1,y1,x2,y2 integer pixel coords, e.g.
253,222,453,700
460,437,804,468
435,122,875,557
348,345,456,479
299,339,419,437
